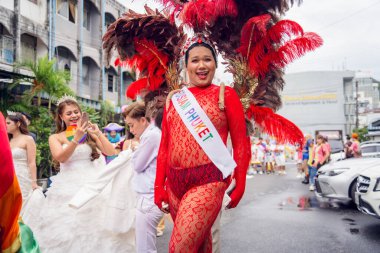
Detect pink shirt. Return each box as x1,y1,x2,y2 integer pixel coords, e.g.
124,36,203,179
351,141,360,157
314,144,328,164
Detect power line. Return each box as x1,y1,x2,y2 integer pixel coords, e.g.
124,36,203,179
318,0,380,31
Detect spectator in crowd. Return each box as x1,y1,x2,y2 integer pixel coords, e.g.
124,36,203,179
302,137,313,184
309,135,329,191
349,133,361,158
274,143,286,175
295,144,303,178
6,111,38,214
344,139,353,159
255,138,266,175
323,135,331,164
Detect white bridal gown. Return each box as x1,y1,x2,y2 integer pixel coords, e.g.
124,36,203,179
12,147,44,226
12,147,33,213
31,144,136,253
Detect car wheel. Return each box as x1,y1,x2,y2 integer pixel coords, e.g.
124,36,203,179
349,179,357,203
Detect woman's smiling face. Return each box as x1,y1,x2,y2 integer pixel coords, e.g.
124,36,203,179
186,46,216,88
60,104,82,127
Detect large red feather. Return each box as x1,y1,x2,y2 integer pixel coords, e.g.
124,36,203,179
134,39,168,76
215,0,238,17
236,14,271,58
133,39,168,90
126,78,148,100
253,32,323,77
180,0,216,29
266,19,304,44
123,38,169,100
246,105,304,146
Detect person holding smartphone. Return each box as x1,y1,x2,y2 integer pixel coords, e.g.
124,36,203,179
28,96,136,253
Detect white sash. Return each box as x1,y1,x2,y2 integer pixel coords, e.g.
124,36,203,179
172,87,237,178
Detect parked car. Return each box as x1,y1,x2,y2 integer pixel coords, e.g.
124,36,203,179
330,149,345,162
360,142,380,158
355,166,380,218
315,157,380,203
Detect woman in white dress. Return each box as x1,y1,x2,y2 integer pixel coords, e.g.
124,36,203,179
6,112,38,214
68,126,138,253
31,96,134,253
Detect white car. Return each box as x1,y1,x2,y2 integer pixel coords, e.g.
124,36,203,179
355,166,380,218
360,142,380,158
315,157,380,203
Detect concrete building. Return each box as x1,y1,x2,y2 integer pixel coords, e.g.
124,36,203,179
0,0,133,110
279,71,380,140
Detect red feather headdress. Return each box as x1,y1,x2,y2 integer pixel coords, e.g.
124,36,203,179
103,6,185,99
105,2,323,145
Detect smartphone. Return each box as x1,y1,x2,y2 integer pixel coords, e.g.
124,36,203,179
81,112,89,126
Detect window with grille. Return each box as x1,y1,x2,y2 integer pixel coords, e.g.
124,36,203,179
108,74,114,92
21,34,37,62
83,3,90,30
57,0,76,23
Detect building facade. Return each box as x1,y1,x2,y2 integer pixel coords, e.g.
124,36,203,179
0,0,133,110
279,71,380,139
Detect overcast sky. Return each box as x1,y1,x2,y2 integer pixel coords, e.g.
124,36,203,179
121,0,380,81
284,0,380,80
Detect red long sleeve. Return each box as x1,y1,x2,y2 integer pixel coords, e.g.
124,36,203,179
224,86,251,178
155,108,169,188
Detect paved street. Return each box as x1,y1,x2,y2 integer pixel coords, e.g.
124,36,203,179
157,163,380,253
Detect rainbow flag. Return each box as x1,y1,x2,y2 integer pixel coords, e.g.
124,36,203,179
65,125,86,143
0,112,22,252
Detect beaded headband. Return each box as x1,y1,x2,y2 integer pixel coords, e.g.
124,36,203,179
181,34,217,58
56,94,77,106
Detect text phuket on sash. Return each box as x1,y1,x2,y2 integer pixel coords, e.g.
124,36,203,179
175,93,213,142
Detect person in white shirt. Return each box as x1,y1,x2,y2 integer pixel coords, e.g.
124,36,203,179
274,144,286,175
124,101,164,253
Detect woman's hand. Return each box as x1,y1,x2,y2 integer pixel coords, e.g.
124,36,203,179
154,186,169,213
32,181,39,190
87,122,102,138
166,89,181,110
227,184,245,209
131,140,139,152
74,120,88,141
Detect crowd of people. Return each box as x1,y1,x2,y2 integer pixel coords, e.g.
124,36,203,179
296,133,361,191
248,132,362,193
247,137,287,177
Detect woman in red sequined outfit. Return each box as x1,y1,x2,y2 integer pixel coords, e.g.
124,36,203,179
154,37,251,253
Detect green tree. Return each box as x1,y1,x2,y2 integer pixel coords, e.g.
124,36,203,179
352,127,370,143
81,104,101,125
12,56,73,109
30,107,55,177
99,100,115,127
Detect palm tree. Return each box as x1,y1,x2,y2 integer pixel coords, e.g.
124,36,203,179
11,56,73,109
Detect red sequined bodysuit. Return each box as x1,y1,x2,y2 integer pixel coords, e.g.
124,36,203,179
156,84,250,253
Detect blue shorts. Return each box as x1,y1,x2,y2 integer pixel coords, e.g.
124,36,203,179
302,153,309,160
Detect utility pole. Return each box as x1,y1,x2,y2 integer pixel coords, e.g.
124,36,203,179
355,80,359,130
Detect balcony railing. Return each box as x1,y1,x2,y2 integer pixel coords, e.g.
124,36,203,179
0,35,14,64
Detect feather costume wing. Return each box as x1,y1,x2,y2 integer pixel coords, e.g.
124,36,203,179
109,2,322,145
103,5,185,99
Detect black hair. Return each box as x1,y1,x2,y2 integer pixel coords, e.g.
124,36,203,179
154,108,164,130
185,42,218,67
7,113,29,139
21,112,32,121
